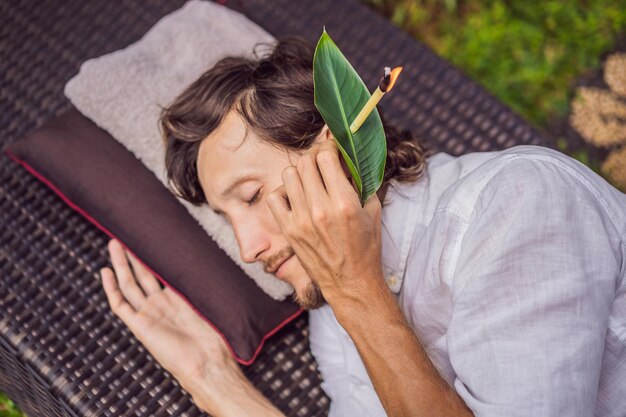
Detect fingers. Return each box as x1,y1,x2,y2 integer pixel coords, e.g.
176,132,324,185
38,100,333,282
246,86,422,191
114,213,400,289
281,166,307,214
101,266,136,322
106,239,146,310
126,250,161,295
270,136,361,230
267,184,291,232
296,151,329,208
316,140,358,200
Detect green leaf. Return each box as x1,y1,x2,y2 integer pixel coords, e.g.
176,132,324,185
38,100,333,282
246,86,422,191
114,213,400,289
313,29,387,206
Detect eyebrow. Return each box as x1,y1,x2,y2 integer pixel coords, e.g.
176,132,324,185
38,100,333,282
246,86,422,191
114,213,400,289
208,173,259,214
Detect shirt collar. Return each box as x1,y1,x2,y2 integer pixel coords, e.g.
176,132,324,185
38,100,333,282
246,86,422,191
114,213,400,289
380,170,430,293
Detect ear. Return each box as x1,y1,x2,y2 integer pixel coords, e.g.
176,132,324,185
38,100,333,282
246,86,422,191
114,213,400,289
324,125,333,140
313,125,332,145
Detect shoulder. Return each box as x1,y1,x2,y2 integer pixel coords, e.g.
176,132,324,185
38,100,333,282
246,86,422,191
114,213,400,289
402,145,589,223
434,145,612,223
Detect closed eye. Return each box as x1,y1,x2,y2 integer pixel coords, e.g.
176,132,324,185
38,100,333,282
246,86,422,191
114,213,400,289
247,189,261,205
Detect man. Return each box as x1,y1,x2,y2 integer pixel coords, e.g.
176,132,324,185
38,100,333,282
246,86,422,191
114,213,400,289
100,37,626,416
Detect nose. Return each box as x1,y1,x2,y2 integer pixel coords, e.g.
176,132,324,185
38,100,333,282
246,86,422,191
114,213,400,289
231,216,271,264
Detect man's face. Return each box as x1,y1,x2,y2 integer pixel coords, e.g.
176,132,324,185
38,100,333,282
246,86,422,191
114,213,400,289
196,109,329,309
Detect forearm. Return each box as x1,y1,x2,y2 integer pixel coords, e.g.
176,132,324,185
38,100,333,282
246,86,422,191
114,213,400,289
181,359,284,417
330,277,472,417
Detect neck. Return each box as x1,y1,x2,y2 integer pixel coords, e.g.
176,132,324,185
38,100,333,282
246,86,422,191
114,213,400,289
377,182,389,205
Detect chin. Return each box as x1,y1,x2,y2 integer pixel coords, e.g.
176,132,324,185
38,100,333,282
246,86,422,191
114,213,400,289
291,280,327,310
277,257,327,310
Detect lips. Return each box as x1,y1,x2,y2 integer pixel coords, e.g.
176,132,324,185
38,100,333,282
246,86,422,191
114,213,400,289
269,255,292,274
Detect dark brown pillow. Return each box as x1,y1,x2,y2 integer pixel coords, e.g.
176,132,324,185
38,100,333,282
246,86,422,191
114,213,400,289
3,108,302,365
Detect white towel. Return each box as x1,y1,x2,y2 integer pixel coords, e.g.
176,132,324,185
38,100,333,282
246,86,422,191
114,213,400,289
64,0,294,300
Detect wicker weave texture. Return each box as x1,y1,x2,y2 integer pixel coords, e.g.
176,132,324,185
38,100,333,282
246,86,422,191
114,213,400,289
0,160,329,416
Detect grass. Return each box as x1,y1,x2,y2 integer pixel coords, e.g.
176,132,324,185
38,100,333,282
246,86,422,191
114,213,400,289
363,0,626,173
0,392,26,417
364,0,626,127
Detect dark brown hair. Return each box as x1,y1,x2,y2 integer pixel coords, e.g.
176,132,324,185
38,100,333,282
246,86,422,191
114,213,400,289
160,36,428,206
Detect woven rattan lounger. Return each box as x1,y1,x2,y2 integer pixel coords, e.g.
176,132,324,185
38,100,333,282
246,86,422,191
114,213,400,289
0,0,549,415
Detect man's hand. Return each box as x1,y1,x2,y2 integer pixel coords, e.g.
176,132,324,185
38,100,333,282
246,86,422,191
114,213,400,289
267,135,472,416
101,238,232,380
100,238,283,417
266,135,385,305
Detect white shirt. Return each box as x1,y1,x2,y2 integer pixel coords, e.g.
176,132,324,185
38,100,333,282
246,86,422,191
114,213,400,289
309,144,626,417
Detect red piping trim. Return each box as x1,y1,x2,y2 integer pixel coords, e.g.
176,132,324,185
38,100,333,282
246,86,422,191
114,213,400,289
4,148,304,366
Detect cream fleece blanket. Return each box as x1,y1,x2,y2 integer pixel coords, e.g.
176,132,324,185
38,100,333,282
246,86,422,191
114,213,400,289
64,0,294,300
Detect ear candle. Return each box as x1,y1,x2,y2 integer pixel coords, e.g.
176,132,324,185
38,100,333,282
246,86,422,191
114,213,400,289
349,66,403,134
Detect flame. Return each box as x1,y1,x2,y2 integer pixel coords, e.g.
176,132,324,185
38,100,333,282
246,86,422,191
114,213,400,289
386,66,403,92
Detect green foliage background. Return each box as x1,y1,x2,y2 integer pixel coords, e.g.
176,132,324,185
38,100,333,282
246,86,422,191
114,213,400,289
363,0,626,128
0,392,25,417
